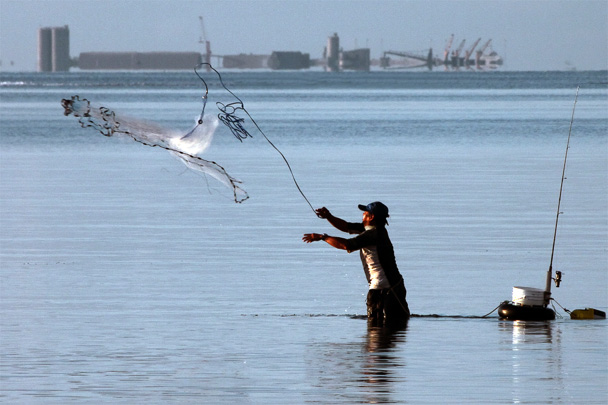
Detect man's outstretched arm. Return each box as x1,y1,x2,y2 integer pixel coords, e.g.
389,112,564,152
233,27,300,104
302,233,349,250
315,207,350,233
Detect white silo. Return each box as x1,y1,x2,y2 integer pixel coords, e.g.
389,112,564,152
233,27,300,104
326,33,340,72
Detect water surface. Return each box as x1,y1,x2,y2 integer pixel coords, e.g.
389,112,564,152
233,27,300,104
1,70,607,403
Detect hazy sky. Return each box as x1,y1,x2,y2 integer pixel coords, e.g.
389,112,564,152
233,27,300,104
1,0,606,71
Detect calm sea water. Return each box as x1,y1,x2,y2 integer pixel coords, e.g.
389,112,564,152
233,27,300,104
1,70,607,403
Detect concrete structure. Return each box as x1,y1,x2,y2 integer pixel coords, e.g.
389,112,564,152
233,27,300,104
267,52,310,70
222,54,268,69
36,26,501,73
77,52,202,70
322,33,371,72
325,33,340,72
38,25,70,72
37,28,52,72
51,26,70,71
340,48,371,71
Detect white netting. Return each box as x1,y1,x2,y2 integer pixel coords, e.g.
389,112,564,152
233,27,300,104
61,95,248,203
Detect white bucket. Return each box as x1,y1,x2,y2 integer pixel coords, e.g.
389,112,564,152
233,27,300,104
512,286,546,306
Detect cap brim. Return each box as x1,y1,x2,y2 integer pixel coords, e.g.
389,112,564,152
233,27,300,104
358,204,368,211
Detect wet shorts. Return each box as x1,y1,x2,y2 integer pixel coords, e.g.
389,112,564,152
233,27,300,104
366,282,410,326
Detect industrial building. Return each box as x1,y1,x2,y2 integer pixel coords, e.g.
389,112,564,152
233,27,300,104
323,33,370,71
38,25,202,71
37,25,501,72
222,54,268,69
267,52,310,70
325,33,340,72
77,52,202,70
37,27,369,72
340,49,371,71
38,25,71,72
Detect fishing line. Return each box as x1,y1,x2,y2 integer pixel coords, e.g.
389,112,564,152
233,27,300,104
194,62,317,215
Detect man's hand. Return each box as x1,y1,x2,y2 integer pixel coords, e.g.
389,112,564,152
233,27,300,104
302,233,322,243
315,207,331,219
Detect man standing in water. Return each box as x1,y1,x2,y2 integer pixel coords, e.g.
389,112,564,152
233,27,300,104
303,202,410,326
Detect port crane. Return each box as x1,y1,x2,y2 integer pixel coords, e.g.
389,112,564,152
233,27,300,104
476,39,492,69
380,35,502,71
451,39,466,68
443,34,454,67
464,38,481,69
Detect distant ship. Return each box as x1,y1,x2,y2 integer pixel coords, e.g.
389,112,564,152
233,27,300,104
381,37,504,71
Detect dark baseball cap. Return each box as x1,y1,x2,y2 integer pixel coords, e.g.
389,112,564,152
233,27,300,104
358,201,389,219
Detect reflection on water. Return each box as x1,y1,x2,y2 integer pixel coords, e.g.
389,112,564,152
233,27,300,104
360,323,408,404
308,321,408,404
1,70,605,403
500,321,564,404
504,320,554,346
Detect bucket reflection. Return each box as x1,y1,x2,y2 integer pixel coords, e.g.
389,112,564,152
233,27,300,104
500,320,564,404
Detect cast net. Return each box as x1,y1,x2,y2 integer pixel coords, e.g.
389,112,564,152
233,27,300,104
61,95,249,203
62,63,315,212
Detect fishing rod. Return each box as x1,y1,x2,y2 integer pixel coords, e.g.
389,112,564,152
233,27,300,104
496,86,584,321
545,85,579,294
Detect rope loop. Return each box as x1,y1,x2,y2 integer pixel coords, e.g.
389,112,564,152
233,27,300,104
193,62,316,214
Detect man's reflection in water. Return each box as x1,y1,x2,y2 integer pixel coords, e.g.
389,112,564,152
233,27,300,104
358,320,408,403
306,319,408,403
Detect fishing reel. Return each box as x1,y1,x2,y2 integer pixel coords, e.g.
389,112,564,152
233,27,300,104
553,271,563,288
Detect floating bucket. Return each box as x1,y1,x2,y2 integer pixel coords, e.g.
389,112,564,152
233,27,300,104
512,286,546,307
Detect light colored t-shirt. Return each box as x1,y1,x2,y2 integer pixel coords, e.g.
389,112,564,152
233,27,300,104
359,226,390,290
